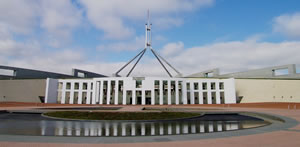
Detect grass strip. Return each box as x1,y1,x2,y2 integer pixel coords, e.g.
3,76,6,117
44,111,200,120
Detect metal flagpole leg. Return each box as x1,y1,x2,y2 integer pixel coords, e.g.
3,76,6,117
151,49,182,76
150,49,172,77
127,49,146,77
115,48,146,76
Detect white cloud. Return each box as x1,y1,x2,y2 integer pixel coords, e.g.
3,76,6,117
97,36,145,52
273,12,300,39
78,0,214,39
2,37,300,77
167,40,300,75
0,0,82,48
0,0,38,34
0,38,40,57
39,0,82,48
40,1,82,33
153,17,184,29
160,41,184,57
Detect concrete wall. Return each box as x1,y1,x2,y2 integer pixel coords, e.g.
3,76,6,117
236,79,300,103
0,79,46,102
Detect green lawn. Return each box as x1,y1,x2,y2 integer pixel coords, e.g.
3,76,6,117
44,111,200,120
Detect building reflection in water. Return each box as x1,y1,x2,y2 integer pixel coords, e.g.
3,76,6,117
40,120,249,137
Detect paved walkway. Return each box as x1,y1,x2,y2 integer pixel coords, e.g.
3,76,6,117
0,102,300,147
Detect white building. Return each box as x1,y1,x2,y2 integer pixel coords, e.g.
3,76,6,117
45,77,236,105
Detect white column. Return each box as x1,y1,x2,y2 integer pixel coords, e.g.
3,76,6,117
114,80,119,105
159,80,163,105
95,81,100,104
66,122,72,136
99,81,104,104
61,82,66,104
84,128,89,136
182,81,187,104
131,124,136,136
151,123,155,135
200,124,204,133
175,80,179,105
231,123,238,130
191,124,196,133
107,80,111,105
199,82,203,104
121,123,126,136
159,123,164,135
122,88,126,105
57,121,64,136
132,90,136,105
183,123,188,134
151,89,155,105
217,122,222,131
90,124,96,136
92,81,97,104
113,123,118,136
75,122,81,136
216,82,221,104
69,82,74,104
141,123,146,136
167,80,171,105
78,82,83,104
208,123,213,132
190,82,195,104
41,121,46,136
105,123,110,136
142,90,145,105
98,124,102,136
207,82,212,104
168,124,172,135
176,123,180,134
86,82,91,104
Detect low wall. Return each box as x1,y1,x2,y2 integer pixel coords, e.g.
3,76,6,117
0,79,46,103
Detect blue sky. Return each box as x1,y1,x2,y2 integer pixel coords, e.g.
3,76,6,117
1,0,300,77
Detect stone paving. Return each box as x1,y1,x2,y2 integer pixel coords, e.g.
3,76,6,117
0,102,300,147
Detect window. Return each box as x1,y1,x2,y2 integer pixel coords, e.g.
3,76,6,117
66,83,71,89
0,69,14,76
77,72,85,78
163,81,168,95
194,83,199,90
83,83,88,90
58,82,63,90
154,80,159,89
202,83,207,90
136,80,142,88
119,80,123,91
187,83,190,90
273,68,288,76
205,72,213,77
219,82,224,90
211,82,216,90
74,83,79,90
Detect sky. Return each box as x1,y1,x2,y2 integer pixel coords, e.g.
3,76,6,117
1,0,300,77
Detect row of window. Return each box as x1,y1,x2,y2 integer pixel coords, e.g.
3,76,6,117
59,81,225,91
58,89,226,105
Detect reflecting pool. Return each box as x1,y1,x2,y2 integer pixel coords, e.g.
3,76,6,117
0,113,270,137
